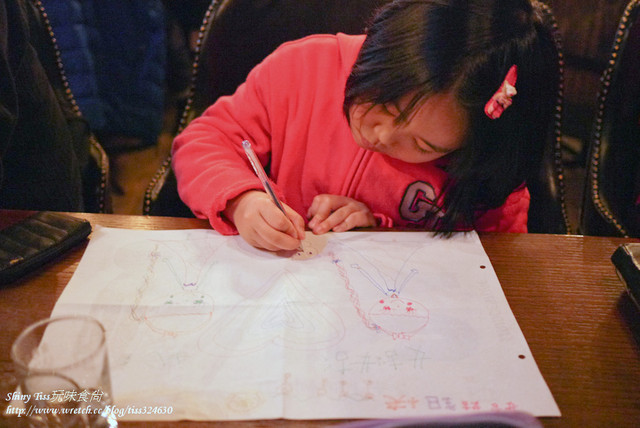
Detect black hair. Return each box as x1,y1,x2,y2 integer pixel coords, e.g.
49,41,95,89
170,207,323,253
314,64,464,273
343,0,560,232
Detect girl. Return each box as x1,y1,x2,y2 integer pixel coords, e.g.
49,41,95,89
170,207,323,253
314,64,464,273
172,0,558,251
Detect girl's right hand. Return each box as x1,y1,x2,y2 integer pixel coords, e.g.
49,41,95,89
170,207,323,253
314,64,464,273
224,190,305,251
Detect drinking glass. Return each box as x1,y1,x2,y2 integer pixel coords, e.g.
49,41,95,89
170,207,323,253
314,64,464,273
11,315,117,427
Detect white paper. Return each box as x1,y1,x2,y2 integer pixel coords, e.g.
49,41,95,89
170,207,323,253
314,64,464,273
51,227,560,420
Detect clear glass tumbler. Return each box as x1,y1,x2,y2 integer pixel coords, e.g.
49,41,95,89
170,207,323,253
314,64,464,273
11,315,118,427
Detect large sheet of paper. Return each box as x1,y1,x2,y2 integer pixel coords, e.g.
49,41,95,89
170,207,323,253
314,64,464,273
52,227,560,420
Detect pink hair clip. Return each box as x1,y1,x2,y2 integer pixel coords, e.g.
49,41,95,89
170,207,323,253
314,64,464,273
484,65,518,119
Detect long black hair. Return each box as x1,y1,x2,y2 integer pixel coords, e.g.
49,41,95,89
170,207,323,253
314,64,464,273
343,0,559,232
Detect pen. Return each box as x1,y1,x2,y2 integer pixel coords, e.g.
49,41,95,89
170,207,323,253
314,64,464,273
242,140,303,248
242,139,287,215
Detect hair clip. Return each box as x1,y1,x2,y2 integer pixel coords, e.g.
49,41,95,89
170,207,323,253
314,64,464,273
484,65,518,119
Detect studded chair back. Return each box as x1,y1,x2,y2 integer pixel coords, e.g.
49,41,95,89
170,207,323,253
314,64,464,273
581,0,640,237
523,1,570,234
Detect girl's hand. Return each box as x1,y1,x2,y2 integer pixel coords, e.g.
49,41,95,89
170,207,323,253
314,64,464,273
307,194,376,234
224,190,305,251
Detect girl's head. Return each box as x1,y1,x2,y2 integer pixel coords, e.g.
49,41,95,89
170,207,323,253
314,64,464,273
344,0,559,231
348,91,469,164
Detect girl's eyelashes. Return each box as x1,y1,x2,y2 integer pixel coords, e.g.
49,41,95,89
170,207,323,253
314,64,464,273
415,137,455,154
413,138,432,154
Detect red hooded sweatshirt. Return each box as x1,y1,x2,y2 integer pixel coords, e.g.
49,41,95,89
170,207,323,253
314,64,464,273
172,33,529,235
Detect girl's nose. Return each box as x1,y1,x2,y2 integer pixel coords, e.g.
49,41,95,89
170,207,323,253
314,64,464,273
374,120,396,147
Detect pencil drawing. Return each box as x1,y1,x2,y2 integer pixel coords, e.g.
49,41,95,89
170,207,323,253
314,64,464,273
58,228,559,420
128,236,222,336
331,247,429,340
200,270,346,355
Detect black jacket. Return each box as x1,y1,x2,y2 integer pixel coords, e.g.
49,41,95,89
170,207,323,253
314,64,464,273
0,0,88,211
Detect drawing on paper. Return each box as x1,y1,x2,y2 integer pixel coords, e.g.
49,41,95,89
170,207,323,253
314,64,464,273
128,236,223,336
53,228,561,420
317,377,375,402
277,233,329,260
201,270,346,354
331,246,429,340
225,391,265,414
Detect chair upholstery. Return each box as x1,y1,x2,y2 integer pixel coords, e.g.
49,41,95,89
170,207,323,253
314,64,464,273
144,0,571,235
83,135,111,213
581,0,640,237
525,1,570,234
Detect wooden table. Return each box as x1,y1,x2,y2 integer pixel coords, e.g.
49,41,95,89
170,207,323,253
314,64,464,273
1,211,639,427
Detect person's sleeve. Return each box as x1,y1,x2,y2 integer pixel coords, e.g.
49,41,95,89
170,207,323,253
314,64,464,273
473,185,530,233
171,52,282,235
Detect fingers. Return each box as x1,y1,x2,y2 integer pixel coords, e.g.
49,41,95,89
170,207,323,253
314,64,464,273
307,195,334,231
318,207,374,233
248,219,301,252
244,207,300,251
307,194,376,234
226,191,303,251
283,205,306,240
227,191,374,250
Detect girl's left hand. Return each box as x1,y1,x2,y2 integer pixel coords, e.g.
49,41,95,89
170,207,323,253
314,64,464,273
307,194,376,234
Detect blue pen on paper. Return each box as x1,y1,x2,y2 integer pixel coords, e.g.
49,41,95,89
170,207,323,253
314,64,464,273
242,140,287,215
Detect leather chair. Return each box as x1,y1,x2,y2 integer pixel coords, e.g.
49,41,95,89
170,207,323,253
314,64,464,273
525,1,571,234
581,0,640,237
144,0,570,235
83,135,110,213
